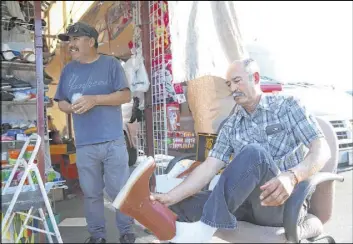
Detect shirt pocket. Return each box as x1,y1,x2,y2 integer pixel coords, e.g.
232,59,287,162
267,128,292,160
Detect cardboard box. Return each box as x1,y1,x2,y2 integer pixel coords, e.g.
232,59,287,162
49,188,64,202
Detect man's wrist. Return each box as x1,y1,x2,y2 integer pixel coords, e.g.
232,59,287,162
287,169,299,186
93,95,99,106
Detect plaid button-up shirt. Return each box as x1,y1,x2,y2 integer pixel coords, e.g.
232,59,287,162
208,95,324,171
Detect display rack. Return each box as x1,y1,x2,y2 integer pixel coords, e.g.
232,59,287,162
147,1,193,174
149,1,169,174
1,1,63,243
132,1,148,160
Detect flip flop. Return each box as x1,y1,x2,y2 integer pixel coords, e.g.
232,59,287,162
20,48,36,63
19,49,55,64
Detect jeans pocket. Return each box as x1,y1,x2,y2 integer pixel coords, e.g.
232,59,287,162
112,138,126,147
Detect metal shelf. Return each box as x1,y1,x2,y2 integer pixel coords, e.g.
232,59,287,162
2,61,47,71
1,99,53,107
1,138,52,144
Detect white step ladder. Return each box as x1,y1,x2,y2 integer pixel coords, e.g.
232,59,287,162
1,135,63,243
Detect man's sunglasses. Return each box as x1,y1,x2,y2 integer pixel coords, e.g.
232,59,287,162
66,25,92,37
66,24,79,33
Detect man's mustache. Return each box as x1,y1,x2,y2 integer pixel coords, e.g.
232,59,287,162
232,91,244,97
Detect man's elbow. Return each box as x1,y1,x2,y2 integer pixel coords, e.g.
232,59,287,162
58,101,71,114
313,137,331,171
122,90,132,104
321,137,331,164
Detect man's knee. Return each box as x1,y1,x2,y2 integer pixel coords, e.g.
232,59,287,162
241,143,267,155
228,143,271,168
78,176,104,199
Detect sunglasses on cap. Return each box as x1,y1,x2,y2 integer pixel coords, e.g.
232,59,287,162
66,24,93,37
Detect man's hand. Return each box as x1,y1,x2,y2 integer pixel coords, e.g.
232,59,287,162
72,95,97,114
150,193,176,207
259,172,296,207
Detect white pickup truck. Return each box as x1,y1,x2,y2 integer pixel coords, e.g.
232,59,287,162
247,43,352,167
280,83,353,166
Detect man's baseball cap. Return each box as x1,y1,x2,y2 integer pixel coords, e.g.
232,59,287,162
58,22,98,42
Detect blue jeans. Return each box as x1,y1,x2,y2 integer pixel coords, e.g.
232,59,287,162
170,144,309,229
76,139,134,239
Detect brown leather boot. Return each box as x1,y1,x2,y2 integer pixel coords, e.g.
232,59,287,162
112,157,177,241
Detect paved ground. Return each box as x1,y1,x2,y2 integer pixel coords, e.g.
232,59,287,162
55,167,353,243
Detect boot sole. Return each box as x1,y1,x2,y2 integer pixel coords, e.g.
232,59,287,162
112,156,155,209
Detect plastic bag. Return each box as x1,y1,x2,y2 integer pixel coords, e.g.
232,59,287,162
132,48,150,93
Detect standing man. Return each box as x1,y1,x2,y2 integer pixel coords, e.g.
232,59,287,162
55,22,136,244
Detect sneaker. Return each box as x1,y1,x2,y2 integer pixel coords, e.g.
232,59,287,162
119,233,136,243
84,237,106,243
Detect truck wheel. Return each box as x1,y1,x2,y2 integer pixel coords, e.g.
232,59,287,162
125,133,137,166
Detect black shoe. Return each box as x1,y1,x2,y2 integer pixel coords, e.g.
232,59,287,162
84,237,106,243
119,233,136,243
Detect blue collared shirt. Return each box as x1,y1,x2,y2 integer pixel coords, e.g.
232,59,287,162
208,94,324,171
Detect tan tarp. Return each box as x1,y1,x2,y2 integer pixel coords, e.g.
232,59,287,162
187,76,236,134
46,1,134,80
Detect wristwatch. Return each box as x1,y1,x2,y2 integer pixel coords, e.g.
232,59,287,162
287,169,299,186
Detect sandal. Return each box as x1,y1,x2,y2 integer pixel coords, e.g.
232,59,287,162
19,48,55,64
3,76,32,89
1,91,15,101
20,48,35,63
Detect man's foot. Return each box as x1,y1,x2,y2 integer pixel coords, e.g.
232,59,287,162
112,157,177,241
119,233,136,243
84,237,106,243
170,221,217,243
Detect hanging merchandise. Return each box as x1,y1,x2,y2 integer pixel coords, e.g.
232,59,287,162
133,48,150,93
166,103,180,131
123,47,150,93
5,1,26,21
129,97,143,123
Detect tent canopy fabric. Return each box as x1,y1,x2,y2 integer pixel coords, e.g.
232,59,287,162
168,1,249,83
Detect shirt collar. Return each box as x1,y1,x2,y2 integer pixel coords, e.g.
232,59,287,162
234,94,273,119
257,94,272,111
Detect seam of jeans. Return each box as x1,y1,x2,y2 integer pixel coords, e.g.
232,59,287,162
229,159,264,193
230,153,279,193
200,216,237,229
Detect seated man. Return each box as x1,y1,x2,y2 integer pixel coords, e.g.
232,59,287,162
150,58,331,242
112,58,331,243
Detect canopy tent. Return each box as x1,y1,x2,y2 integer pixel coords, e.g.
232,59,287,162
45,1,134,80
168,1,249,83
